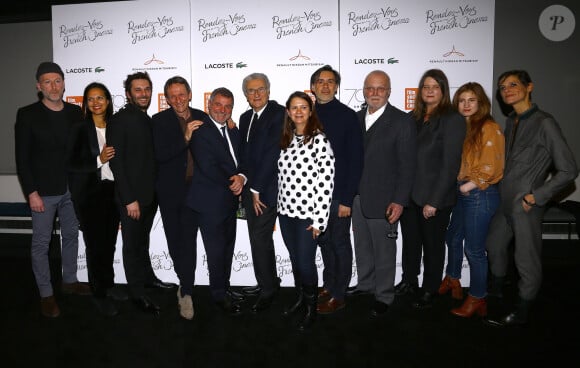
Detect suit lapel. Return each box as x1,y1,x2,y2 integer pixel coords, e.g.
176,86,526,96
88,122,100,158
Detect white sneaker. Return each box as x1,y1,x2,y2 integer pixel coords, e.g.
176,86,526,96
177,287,194,320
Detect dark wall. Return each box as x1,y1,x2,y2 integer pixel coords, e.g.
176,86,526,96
494,0,579,199
0,21,52,174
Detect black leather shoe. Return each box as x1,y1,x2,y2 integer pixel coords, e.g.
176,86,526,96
242,285,261,296
394,281,419,296
145,278,177,290
251,293,274,313
346,285,370,297
484,311,528,328
227,289,246,302
215,299,243,315
412,292,435,309
92,296,118,317
370,300,389,317
132,296,161,315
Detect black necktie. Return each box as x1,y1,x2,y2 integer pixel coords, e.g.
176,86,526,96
247,113,258,142
221,125,227,140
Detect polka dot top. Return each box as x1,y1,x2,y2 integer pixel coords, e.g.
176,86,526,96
277,132,335,231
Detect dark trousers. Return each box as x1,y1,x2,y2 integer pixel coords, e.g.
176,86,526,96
318,200,353,300
400,202,452,293
192,208,237,302
242,191,279,295
75,180,119,297
159,199,197,296
486,205,544,300
278,215,318,287
118,199,157,297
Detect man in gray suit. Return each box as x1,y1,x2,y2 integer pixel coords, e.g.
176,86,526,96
350,70,417,316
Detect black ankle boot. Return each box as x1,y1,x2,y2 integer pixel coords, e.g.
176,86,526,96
297,284,317,331
282,286,303,317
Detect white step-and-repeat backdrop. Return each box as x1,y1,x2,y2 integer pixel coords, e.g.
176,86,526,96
52,0,495,286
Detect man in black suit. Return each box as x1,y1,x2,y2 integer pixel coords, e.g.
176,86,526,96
152,76,207,320
107,72,175,315
310,65,364,314
15,61,90,318
237,73,284,312
350,70,417,316
186,87,245,314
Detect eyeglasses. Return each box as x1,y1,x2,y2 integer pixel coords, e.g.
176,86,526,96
363,87,390,95
498,82,521,92
247,87,267,95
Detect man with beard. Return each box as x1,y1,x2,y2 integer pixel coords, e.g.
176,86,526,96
15,61,90,318
107,72,176,315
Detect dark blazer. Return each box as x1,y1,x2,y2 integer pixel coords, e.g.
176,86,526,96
15,101,82,196
411,110,466,209
238,100,285,207
152,107,208,208
66,119,101,205
106,103,156,207
357,104,417,218
186,117,242,215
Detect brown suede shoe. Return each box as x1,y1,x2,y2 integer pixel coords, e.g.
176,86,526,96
61,282,92,296
317,297,345,314
40,296,60,318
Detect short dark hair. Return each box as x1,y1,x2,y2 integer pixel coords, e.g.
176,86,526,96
497,69,532,88
309,65,341,87
163,76,191,98
209,87,234,104
123,72,152,94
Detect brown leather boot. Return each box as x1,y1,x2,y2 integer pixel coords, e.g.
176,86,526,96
451,295,487,318
438,275,463,300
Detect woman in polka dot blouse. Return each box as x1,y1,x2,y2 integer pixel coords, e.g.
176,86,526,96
277,91,335,330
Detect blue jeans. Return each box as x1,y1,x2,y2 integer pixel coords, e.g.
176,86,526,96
278,214,318,287
445,184,499,298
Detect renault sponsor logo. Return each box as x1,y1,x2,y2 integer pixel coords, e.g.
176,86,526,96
429,46,478,64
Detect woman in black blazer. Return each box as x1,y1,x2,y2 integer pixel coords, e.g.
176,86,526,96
68,82,120,316
395,69,466,309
